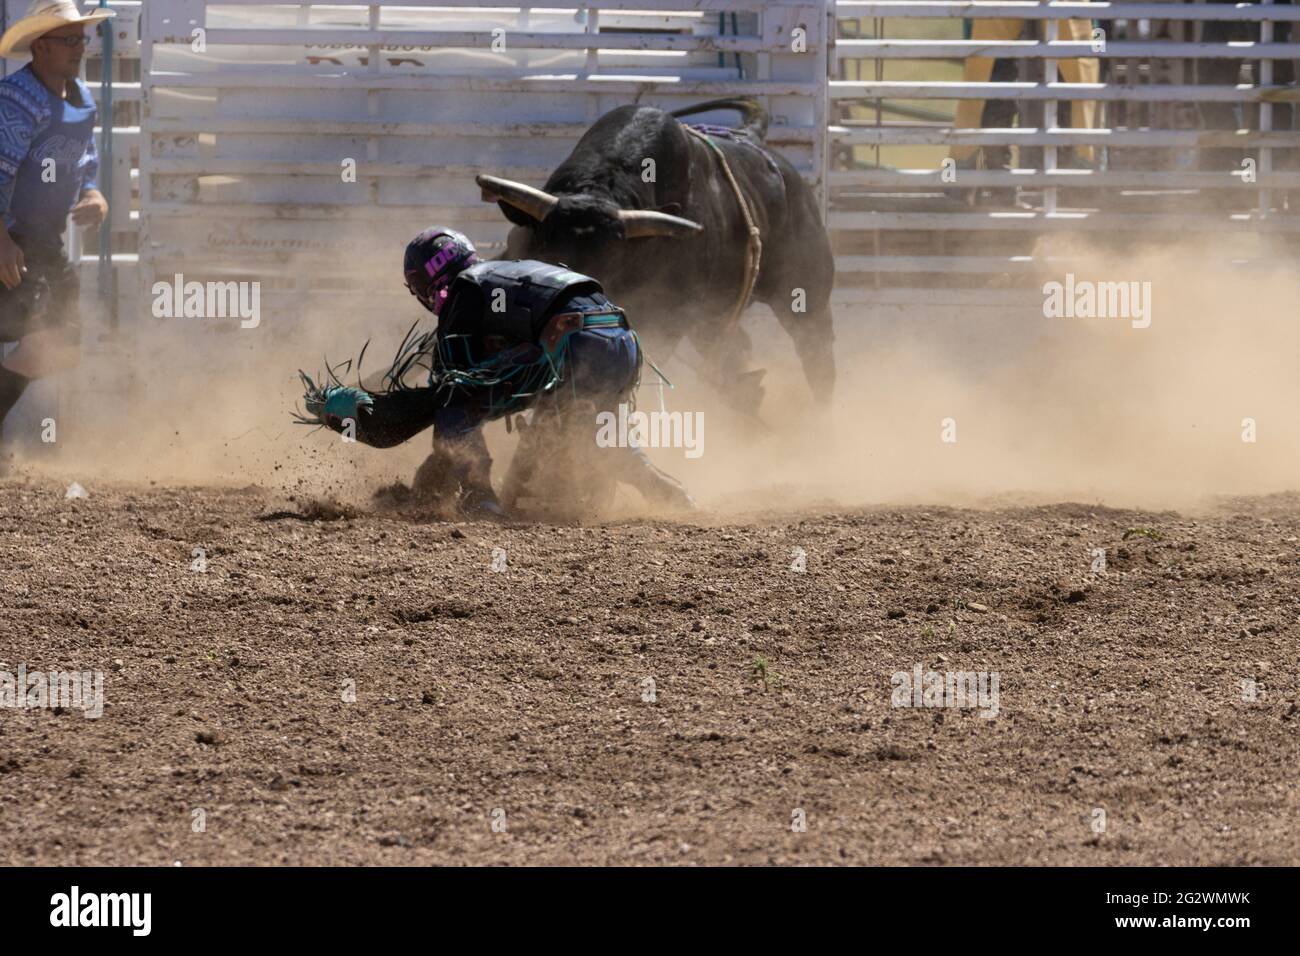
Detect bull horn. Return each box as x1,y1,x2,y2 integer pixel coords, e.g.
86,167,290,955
476,174,558,223
617,209,704,239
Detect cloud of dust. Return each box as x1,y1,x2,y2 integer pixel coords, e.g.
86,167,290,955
17,265,440,504
660,238,1300,513
18,238,1300,516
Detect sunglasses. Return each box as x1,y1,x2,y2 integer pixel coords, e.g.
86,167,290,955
38,34,91,48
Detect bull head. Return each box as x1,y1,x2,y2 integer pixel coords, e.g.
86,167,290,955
476,174,703,239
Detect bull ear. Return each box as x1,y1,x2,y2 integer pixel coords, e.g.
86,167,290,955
497,201,538,229
617,209,704,239
476,174,558,226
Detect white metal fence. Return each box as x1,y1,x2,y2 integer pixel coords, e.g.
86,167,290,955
137,0,827,334
7,1,1299,320
831,1,1300,307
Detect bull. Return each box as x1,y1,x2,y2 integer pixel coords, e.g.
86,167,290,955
476,98,835,414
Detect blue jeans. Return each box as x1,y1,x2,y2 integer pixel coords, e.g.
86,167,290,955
0,234,79,344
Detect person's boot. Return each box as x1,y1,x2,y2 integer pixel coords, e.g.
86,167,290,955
411,444,458,501
618,446,696,512
0,366,32,478
642,473,696,512
457,483,507,519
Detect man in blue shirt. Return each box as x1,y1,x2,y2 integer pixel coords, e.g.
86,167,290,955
0,1,115,469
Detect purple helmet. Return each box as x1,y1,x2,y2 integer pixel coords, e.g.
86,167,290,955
403,227,479,315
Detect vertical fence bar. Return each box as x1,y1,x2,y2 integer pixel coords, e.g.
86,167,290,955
584,7,599,123
813,1,831,223
365,2,381,296
1259,0,1274,216
872,11,882,292
137,0,154,317
872,12,882,173
1043,1,1058,215
98,0,117,329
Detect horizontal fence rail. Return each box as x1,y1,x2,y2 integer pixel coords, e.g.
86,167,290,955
830,80,1300,102
838,2,1300,21
837,40,1300,58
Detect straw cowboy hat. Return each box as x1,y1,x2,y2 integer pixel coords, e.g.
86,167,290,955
0,0,115,59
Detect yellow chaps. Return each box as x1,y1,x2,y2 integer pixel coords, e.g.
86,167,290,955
949,17,1100,163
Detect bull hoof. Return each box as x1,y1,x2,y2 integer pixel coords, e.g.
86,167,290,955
717,367,766,419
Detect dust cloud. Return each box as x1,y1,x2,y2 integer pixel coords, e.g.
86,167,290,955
676,241,1300,512
14,241,1300,516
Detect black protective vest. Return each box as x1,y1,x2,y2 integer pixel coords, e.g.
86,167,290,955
450,260,605,345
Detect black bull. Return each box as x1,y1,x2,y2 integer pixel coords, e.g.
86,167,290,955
476,98,835,412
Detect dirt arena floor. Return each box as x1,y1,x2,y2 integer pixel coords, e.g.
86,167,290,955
1,474,1297,866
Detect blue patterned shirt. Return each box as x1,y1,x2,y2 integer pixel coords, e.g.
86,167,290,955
0,64,100,240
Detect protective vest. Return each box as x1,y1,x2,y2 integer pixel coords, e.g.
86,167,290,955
450,260,605,345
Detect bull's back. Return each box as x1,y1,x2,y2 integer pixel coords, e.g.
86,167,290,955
534,104,831,313
544,106,689,201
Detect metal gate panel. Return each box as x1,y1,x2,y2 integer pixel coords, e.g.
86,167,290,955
139,0,828,332
830,0,1300,309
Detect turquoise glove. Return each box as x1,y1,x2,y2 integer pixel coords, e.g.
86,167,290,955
320,386,374,429
296,372,374,433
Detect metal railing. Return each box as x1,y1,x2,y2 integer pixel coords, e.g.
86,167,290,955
9,2,1294,316
830,0,1300,306
138,0,827,325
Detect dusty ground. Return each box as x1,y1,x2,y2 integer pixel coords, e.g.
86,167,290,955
0,475,1297,865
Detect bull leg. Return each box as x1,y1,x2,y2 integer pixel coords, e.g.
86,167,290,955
757,170,838,407
768,296,836,407
687,320,768,417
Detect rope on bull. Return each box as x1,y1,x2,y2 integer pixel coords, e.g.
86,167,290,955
684,125,763,330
